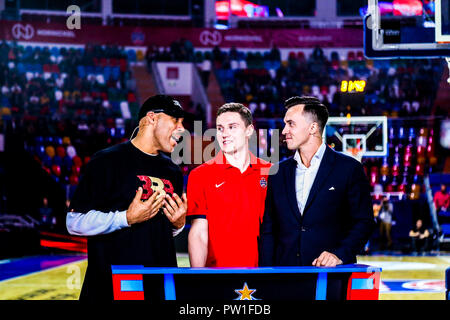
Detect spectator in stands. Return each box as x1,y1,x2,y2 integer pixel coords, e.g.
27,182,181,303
212,45,223,62
409,218,430,255
377,196,394,250
159,47,171,61
170,39,184,61
0,40,9,60
229,46,238,61
145,45,158,72
39,197,54,230
269,45,281,62
201,57,211,88
10,82,23,106
434,184,449,213
1,81,9,96
194,103,207,131
434,184,450,224
254,102,272,118
311,46,325,62
181,38,194,61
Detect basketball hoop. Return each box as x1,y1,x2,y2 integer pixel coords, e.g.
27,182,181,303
365,0,450,79
324,116,387,161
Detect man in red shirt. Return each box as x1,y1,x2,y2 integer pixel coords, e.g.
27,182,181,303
187,103,271,267
434,184,449,224
434,184,449,212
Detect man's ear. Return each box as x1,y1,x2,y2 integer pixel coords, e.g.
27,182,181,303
142,112,157,126
246,124,254,137
310,122,319,135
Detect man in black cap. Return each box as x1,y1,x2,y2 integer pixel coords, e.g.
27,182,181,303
67,95,189,301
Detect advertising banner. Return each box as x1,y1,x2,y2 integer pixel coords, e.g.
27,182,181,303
0,21,363,48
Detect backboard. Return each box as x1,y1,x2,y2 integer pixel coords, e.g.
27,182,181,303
436,0,450,42
364,0,450,59
324,116,388,161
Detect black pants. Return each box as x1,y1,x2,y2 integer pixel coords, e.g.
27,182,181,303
411,237,429,253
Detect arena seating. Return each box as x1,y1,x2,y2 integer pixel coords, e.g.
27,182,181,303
0,42,137,120
367,126,438,199
150,43,444,141
0,42,136,195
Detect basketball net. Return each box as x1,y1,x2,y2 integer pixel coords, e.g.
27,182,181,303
344,137,365,162
345,147,364,162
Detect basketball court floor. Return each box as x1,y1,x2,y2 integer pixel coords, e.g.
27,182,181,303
0,253,448,300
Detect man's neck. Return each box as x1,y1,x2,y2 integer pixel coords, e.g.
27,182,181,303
298,139,322,168
223,148,250,173
131,134,158,155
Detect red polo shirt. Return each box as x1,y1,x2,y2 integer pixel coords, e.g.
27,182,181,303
187,151,271,267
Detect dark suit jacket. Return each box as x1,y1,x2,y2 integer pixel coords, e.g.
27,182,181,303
259,146,375,266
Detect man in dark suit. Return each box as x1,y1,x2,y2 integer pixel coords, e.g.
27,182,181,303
259,96,375,267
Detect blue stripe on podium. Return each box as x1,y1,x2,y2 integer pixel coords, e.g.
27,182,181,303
164,274,176,300
121,280,143,292
315,272,328,300
351,278,374,290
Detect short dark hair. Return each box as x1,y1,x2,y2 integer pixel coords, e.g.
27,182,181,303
284,96,329,133
217,103,253,127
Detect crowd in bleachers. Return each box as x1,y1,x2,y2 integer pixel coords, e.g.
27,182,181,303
0,41,138,121
145,38,195,67
212,46,443,118
0,41,139,198
148,42,444,120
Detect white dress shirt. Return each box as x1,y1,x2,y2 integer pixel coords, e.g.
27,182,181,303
294,143,326,215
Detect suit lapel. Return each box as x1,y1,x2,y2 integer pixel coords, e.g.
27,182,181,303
303,146,336,215
284,157,302,222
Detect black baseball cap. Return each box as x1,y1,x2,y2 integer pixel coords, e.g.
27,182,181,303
138,95,191,121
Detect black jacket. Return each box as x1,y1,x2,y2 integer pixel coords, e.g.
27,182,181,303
259,146,375,266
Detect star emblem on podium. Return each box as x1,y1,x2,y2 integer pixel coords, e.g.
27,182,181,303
234,282,259,300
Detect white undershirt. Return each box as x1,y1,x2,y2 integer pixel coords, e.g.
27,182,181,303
66,210,184,237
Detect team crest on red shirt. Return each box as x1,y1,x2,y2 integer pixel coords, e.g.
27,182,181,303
260,177,267,188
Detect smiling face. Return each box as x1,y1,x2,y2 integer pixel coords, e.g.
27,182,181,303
282,104,315,151
216,112,253,155
153,113,185,153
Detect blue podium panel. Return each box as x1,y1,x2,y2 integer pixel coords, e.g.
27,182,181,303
111,265,381,301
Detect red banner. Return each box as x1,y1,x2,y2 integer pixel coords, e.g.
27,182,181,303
0,21,363,48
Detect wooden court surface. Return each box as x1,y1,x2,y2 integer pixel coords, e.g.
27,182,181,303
0,254,447,300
